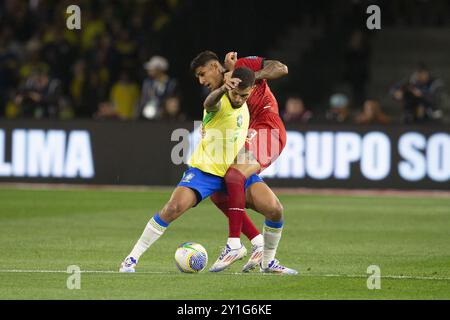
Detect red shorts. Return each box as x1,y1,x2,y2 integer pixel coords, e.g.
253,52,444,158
245,112,286,171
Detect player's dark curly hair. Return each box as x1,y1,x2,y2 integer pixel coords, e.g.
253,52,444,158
232,67,255,89
190,51,219,72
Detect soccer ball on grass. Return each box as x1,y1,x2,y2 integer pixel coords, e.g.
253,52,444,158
174,242,208,273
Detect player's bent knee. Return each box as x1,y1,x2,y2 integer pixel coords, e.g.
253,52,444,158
267,201,284,222
161,201,184,222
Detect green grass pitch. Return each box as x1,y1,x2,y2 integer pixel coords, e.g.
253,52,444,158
0,187,449,299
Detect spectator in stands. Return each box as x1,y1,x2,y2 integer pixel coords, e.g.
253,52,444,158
114,28,138,71
137,55,178,120
77,70,108,118
390,63,445,123
41,26,76,89
14,67,63,118
0,25,19,117
109,70,140,120
19,38,49,81
282,96,313,123
159,95,186,122
81,10,106,52
354,99,391,125
1,0,35,42
326,93,351,123
343,30,370,109
70,59,86,113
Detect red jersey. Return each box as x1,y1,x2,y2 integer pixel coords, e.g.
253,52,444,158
235,56,286,171
234,56,280,121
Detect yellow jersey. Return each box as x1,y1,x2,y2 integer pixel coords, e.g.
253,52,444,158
110,82,140,119
189,94,249,177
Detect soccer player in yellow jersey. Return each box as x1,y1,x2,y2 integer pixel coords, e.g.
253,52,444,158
192,51,298,275
119,67,258,272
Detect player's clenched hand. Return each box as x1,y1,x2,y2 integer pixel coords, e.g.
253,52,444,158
224,51,237,71
223,77,241,91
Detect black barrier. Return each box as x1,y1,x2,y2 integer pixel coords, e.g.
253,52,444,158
262,123,450,190
0,120,449,190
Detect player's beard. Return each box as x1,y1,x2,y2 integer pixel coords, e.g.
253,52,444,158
231,102,243,109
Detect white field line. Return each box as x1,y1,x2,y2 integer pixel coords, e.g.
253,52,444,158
0,269,449,281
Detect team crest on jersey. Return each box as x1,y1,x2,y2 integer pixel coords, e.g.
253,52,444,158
182,173,195,183
237,115,243,127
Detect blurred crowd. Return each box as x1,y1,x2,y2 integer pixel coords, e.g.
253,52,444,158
0,0,448,125
282,27,446,125
283,61,446,125
0,0,185,121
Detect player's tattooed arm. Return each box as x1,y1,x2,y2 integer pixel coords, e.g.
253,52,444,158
203,78,241,112
255,60,288,81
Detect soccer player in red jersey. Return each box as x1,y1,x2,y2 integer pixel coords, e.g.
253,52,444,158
192,51,297,274
227,52,287,172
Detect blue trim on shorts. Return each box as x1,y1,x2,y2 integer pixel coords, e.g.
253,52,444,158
177,167,264,206
245,173,264,189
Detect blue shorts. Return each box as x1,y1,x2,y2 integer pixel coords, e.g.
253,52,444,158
177,167,264,206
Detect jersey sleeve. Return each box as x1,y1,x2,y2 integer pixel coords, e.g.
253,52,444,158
235,56,265,72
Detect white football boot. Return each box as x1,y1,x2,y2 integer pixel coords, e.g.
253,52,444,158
242,244,264,272
209,244,247,272
260,259,298,275
119,256,137,273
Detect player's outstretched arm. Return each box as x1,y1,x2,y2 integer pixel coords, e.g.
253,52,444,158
255,60,288,81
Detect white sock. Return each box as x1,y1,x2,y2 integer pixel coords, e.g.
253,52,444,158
262,220,283,268
227,237,241,249
128,214,168,261
250,234,264,247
